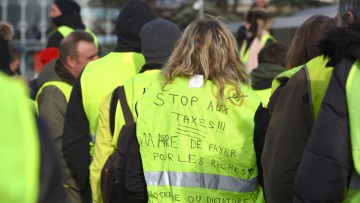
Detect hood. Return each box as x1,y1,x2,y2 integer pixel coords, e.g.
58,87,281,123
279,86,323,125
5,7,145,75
114,0,157,52
250,63,286,89
319,27,360,66
52,13,85,29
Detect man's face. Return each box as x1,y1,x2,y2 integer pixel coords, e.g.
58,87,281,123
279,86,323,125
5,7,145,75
72,41,99,77
49,3,62,19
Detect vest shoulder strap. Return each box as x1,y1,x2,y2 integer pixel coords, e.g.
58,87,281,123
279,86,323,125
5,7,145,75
57,26,74,37
109,86,134,137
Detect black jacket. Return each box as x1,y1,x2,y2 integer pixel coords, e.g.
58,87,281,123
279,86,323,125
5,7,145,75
294,27,360,202
261,67,312,203
62,1,156,201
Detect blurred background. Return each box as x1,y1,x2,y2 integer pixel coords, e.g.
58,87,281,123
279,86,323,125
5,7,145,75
0,0,339,78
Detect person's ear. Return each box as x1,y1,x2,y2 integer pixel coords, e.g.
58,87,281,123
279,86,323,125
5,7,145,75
346,11,355,23
65,56,75,69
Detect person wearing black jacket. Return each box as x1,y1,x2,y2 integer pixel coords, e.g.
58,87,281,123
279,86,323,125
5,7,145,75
48,0,85,48
62,1,157,202
294,0,360,201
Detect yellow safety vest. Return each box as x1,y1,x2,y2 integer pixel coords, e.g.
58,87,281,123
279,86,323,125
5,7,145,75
113,69,160,141
240,33,275,64
271,65,303,95
136,77,264,203
344,60,360,202
304,56,333,121
0,73,40,203
57,25,99,47
271,55,332,121
35,81,72,112
253,88,271,106
89,70,161,203
81,52,145,155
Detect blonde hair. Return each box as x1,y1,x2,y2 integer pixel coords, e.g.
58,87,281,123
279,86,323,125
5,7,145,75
162,16,248,105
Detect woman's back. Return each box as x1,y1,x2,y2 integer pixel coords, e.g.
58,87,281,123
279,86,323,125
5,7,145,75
136,77,264,202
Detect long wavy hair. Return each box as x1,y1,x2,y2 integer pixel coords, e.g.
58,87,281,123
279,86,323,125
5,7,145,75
162,16,248,105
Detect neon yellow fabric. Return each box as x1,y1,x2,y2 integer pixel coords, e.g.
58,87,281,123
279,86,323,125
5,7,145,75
271,65,303,95
270,55,332,121
137,77,264,202
344,171,360,203
253,88,271,106
344,189,360,203
57,25,99,47
305,55,332,121
240,33,275,63
35,81,72,112
81,52,145,156
346,60,360,177
90,70,160,203
0,73,39,203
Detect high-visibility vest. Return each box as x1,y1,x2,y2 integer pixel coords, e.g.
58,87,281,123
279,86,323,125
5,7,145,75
271,65,303,95
344,60,360,202
0,73,40,203
89,69,160,203
113,69,161,141
81,52,145,155
56,25,99,47
136,77,264,202
253,88,271,106
35,81,72,113
304,56,333,121
240,33,275,64
270,55,332,121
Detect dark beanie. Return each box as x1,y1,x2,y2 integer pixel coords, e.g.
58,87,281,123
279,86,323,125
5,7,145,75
114,0,157,52
54,0,81,15
0,22,13,76
140,18,181,65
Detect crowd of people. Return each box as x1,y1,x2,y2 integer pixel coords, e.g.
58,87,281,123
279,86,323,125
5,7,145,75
1,0,360,202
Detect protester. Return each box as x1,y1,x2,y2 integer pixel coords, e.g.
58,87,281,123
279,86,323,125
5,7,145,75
294,0,360,201
0,72,65,203
250,42,288,105
260,15,337,203
62,1,157,201
36,30,98,203
47,0,98,48
238,7,275,72
131,16,265,202
90,18,181,203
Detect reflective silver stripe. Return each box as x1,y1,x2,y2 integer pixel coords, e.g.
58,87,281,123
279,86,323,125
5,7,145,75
350,171,360,190
144,171,258,193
